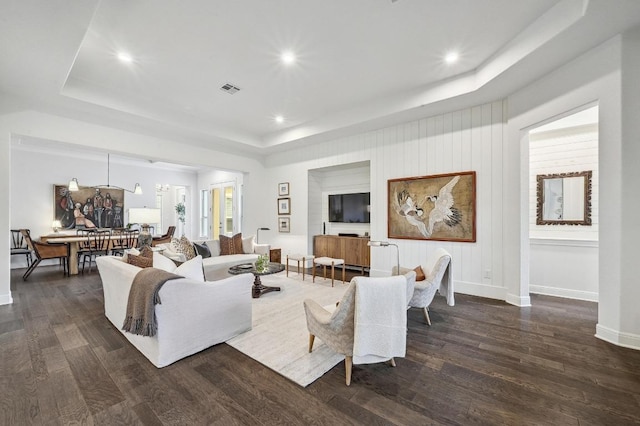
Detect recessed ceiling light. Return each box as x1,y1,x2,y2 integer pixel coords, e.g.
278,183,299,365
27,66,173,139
275,115,284,123
281,51,295,65
445,51,459,64
117,52,133,63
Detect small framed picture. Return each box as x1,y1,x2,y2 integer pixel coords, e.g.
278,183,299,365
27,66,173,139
278,182,290,196
277,197,291,215
278,217,290,233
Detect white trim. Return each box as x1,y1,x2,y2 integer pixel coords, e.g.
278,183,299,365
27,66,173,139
455,280,509,302
530,285,598,302
595,324,640,350
530,238,598,248
0,293,13,305
506,293,532,307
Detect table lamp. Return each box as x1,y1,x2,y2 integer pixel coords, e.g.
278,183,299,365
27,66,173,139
367,240,400,275
128,207,161,247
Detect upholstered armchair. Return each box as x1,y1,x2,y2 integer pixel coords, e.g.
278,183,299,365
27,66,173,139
393,248,453,325
304,275,409,386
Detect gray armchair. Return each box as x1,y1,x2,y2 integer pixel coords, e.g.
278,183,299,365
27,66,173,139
393,248,452,325
303,275,410,386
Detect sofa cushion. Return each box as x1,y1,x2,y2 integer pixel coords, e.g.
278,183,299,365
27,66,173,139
193,241,212,258
220,233,244,255
242,235,255,254
172,235,196,260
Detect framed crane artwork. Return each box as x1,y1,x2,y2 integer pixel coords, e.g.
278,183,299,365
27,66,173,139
387,171,476,242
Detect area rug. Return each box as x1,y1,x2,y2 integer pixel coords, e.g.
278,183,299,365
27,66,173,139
226,271,349,387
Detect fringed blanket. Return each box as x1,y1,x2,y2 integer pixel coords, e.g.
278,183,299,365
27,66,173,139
122,268,182,336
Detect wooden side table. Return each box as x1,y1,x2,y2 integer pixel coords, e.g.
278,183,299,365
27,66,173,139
269,248,281,263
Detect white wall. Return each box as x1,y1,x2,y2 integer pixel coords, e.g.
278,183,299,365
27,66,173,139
529,239,598,301
266,100,507,300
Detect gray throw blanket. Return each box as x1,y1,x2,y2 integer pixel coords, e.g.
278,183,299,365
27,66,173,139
122,268,183,336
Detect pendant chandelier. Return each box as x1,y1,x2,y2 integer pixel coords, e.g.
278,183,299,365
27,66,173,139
68,153,142,194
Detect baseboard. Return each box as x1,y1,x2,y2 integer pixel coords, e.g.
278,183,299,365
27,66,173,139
530,285,598,302
595,324,640,350
454,280,509,301
0,292,13,306
505,293,532,307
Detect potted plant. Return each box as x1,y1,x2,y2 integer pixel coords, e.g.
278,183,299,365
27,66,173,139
175,202,186,224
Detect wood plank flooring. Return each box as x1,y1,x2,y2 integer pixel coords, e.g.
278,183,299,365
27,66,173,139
2,265,640,425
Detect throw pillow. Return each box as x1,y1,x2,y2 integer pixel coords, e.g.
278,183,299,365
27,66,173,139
127,246,153,268
242,235,254,254
172,235,196,260
193,241,212,258
175,255,205,282
153,252,177,273
413,265,426,281
122,247,140,262
220,233,244,255
207,240,221,257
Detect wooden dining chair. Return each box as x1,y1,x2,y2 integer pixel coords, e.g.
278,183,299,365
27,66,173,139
11,229,33,267
78,229,111,274
110,228,140,256
20,229,69,280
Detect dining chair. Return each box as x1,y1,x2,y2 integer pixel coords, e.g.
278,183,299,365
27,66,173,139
20,229,69,280
11,229,33,267
78,229,111,273
110,228,140,256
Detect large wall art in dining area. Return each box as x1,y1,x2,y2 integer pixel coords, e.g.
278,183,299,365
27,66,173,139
387,171,476,242
54,185,125,230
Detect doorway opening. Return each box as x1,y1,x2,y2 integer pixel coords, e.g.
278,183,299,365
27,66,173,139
527,104,599,302
210,181,237,239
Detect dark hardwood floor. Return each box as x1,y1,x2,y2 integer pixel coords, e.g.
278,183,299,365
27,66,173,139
3,265,640,425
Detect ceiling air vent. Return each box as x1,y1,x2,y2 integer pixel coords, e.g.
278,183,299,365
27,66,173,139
220,83,241,94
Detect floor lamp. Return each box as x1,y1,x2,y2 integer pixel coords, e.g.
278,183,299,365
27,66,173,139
256,227,270,243
367,240,400,275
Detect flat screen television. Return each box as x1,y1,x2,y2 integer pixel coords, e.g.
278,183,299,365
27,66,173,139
328,192,370,223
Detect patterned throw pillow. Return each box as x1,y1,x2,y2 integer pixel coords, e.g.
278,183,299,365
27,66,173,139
220,233,244,255
171,235,196,260
127,246,153,268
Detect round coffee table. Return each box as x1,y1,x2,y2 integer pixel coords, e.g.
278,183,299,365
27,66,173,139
228,262,285,298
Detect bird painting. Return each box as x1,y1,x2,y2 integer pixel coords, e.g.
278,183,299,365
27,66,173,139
425,175,462,235
393,175,462,237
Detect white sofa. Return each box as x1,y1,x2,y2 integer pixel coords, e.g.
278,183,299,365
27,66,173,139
96,255,254,367
157,235,270,280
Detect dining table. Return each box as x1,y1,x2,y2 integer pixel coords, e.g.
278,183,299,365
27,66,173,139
40,231,136,275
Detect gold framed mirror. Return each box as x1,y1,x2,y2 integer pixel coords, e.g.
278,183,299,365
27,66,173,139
536,170,592,226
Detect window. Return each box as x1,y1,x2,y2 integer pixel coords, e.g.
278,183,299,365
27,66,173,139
200,189,210,238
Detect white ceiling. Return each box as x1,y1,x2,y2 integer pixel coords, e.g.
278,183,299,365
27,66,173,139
2,0,640,157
